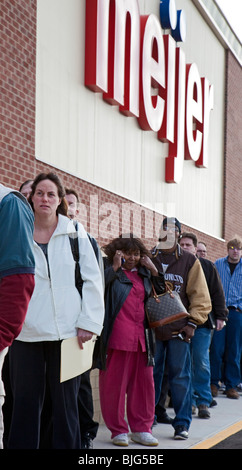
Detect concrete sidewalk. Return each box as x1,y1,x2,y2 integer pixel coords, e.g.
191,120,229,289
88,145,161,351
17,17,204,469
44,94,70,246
92,389,242,450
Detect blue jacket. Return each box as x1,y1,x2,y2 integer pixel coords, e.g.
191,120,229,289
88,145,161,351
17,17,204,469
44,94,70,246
215,256,242,310
0,190,35,278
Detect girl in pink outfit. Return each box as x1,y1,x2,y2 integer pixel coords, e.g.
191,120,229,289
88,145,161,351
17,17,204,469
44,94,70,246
94,234,165,447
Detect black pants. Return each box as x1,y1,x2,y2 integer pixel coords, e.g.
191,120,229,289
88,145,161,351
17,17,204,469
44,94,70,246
39,369,99,448
8,340,81,449
78,369,99,439
155,359,171,416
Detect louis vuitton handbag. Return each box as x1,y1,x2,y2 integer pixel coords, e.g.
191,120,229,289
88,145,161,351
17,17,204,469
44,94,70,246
145,282,189,328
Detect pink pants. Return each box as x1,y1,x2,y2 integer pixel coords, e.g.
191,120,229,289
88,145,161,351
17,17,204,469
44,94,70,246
99,348,155,438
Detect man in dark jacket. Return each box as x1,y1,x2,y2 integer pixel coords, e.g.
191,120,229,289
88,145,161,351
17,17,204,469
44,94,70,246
179,232,228,419
151,218,211,440
0,184,35,448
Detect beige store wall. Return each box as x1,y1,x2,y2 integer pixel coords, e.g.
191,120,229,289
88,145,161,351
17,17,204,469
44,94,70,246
36,0,225,240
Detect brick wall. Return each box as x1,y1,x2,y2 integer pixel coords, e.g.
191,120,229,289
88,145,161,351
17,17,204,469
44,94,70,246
0,0,234,259
0,0,36,188
0,1,241,424
223,52,242,243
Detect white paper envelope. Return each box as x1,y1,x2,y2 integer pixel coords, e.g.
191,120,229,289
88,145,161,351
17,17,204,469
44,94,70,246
60,336,96,382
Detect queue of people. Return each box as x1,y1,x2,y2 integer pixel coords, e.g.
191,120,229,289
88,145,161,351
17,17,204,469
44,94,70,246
0,176,242,448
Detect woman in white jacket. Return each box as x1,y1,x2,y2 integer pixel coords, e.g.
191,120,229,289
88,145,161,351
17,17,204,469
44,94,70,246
8,173,104,449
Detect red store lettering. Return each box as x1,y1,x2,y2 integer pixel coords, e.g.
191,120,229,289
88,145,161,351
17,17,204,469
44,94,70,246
85,0,214,184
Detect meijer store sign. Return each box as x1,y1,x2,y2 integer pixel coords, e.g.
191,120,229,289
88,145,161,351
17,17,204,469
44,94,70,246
85,0,214,184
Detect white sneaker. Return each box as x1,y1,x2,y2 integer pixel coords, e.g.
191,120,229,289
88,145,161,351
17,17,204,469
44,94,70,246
112,433,129,446
131,432,158,446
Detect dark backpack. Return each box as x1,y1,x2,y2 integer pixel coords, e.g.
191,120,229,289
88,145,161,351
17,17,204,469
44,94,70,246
69,221,99,298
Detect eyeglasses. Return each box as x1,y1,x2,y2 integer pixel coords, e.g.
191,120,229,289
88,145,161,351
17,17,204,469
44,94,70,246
163,225,180,232
228,246,242,251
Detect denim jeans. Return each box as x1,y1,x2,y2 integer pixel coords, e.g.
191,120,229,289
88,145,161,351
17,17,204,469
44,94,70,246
191,327,212,407
153,338,192,430
210,308,242,390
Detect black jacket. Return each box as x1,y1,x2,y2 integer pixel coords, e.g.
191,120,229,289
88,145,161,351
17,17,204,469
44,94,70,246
92,259,165,370
198,257,228,328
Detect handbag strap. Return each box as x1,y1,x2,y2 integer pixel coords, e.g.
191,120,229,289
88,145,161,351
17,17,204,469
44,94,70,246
151,283,159,299
164,282,174,296
151,281,174,300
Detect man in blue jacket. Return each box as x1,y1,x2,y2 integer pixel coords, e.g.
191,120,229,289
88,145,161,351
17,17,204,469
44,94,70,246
210,238,242,399
0,184,35,448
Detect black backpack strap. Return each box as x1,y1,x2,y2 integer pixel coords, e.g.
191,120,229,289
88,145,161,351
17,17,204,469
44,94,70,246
69,221,83,298
69,224,79,262
87,233,99,262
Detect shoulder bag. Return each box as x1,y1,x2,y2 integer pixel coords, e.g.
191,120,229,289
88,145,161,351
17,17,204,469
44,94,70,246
145,282,189,328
